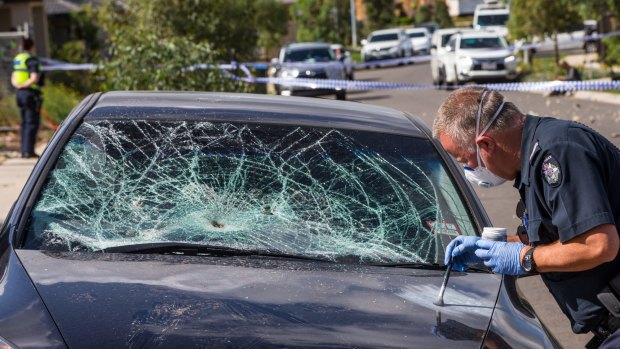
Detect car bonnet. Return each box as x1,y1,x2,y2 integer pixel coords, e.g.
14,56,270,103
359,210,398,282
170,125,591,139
16,250,501,348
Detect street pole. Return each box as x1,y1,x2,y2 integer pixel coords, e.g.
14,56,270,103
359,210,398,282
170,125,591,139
350,0,357,48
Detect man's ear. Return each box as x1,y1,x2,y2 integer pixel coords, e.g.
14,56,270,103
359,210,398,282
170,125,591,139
475,135,496,154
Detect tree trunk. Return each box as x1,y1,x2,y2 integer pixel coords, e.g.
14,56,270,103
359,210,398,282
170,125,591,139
553,31,560,65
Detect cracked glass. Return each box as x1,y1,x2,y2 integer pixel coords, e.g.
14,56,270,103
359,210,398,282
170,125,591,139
24,119,475,264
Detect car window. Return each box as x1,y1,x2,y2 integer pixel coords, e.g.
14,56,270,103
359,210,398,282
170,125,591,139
23,120,476,264
369,33,399,42
447,37,457,51
284,47,334,62
407,32,426,38
460,37,505,49
476,14,509,26
441,33,455,47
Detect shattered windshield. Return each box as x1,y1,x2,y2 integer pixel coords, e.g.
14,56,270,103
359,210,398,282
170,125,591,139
23,120,475,264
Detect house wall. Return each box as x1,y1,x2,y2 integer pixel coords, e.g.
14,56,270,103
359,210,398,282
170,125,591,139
0,0,49,57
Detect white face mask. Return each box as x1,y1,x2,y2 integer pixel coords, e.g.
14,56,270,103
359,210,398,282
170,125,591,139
464,90,507,189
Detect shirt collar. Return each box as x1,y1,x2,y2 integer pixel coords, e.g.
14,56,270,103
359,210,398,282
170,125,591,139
514,115,542,188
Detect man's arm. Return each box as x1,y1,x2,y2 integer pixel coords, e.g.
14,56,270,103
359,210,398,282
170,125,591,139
11,71,39,89
520,224,619,273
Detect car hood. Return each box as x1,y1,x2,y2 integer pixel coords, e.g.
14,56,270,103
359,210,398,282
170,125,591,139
17,250,501,349
458,48,513,59
364,41,400,51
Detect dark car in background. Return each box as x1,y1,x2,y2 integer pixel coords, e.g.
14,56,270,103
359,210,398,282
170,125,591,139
272,42,346,100
0,92,561,348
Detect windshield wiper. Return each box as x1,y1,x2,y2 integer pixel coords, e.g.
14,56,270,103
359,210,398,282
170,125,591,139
98,242,331,262
375,262,490,273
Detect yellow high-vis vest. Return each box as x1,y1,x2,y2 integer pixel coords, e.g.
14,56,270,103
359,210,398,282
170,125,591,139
13,52,40,90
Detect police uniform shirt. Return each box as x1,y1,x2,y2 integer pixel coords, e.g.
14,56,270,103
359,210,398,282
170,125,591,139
514,115,620,334
25,55,43,89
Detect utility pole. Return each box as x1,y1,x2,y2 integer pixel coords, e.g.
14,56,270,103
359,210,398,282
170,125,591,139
350,0,357,48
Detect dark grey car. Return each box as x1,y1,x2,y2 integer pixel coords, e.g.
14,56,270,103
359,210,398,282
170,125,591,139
0,92,561,348
273,43,347,100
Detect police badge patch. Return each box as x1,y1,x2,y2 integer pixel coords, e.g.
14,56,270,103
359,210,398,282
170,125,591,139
542,155,561,186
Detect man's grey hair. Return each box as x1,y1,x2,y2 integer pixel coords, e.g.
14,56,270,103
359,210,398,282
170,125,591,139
433,86,523,152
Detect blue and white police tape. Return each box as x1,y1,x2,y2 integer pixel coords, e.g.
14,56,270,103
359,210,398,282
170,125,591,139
238,75,620,92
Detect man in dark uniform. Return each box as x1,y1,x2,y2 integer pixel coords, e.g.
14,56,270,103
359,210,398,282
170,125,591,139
433,86,620,348
11,37,43,158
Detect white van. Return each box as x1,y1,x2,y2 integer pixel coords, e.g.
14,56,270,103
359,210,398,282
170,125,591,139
473,2,509,37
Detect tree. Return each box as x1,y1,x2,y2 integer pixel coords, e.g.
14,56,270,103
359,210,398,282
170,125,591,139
362,0,394,33
95,0,246,92
292,0,351,44
565,0,620,74
255,0,289,52
414,4,431,25
433,2,454,29
507,0,582,64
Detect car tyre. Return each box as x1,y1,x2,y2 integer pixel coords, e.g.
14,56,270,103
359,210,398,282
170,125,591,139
336,90,346,101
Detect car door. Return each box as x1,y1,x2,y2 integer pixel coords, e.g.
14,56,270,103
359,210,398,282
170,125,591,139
443,36,458,84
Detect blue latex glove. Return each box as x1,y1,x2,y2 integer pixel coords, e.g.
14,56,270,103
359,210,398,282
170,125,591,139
444,236,481,272
474,239,527,275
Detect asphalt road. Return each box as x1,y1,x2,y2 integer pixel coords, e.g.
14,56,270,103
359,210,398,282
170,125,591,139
349,62,620,349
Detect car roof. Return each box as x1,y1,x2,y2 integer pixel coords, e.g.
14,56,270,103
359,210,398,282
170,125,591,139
86,92,428,138
405,27,429,33
285,42,331,50
458,30,503,39
370,28,403,35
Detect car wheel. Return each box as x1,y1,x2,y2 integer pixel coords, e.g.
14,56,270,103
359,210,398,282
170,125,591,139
336,90,346,101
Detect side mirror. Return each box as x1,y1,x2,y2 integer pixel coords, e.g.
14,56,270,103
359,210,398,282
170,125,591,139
431,44,437,49
270,58,279,65
361,39,368,46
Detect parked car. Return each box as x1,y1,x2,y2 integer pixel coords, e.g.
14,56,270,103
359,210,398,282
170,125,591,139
330,43,355,80
430,28,473,86
472,2,510,37
272,42,346,100
1,91,562,348
361,28,413,62
443,30,518,84
405,27,432,55
514,20,599,54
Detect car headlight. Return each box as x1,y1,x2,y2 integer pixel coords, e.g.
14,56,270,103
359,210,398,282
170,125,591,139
458,56,473,68
388,46,399,53
279,69,299,78
504,55,516,63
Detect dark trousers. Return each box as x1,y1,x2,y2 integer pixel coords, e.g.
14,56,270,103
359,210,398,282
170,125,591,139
16,89,42,156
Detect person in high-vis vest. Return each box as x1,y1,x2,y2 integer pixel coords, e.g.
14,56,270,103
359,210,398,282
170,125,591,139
11,37,43,159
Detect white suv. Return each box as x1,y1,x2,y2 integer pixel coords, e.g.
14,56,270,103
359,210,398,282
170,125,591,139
473,3,510,37
443,31,518,84
361,28,413,62
430,28,473,86
405,27,431,55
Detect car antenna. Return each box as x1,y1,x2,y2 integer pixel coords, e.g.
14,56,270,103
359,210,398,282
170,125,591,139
433,258,453,306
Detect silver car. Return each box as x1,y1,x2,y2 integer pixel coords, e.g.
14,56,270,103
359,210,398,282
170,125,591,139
361,28,413,62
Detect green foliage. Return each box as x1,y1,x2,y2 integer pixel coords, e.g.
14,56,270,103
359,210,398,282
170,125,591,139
414,5,431,25
434,2,454,28
0,93,20,126
292,0,352,44
48,4,102,95
255,0,290,50
95,0,249,92
0,84,83,127
363,0,395,32
42,83,84,126
507,0,582,64
603,36,620,68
